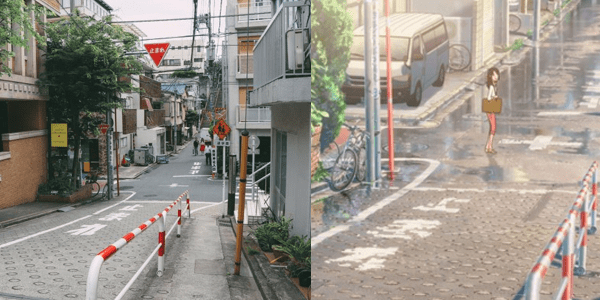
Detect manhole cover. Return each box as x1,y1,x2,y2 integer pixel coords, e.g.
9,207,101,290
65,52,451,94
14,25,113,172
144,194,157,197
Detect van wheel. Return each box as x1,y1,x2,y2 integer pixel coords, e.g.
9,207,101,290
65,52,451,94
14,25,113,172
407,82,422,107
433,66,445,87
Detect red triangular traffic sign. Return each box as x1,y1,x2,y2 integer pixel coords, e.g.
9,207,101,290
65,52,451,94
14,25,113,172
144,43,170,67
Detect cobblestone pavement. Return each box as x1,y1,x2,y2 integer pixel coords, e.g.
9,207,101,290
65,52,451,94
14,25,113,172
312,180,600,299
0,195,219,299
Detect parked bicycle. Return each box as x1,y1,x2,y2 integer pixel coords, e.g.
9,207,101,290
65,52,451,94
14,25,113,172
329,123,369,191
85,170,109,200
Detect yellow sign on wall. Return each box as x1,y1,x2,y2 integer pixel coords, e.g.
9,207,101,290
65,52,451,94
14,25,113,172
51,123,68,147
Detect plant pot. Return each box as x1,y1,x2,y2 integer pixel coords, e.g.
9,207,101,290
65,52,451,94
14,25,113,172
298,269,311,287
38,184,92,203
311,125,322,177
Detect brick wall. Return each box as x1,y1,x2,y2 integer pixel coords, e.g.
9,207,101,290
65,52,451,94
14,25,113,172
0,135,48,209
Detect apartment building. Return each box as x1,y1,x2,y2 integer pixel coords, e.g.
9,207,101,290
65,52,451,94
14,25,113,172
0,0,61,209
248,0,311,237
223,0,274,166
154,39,206,81
58,0,111,17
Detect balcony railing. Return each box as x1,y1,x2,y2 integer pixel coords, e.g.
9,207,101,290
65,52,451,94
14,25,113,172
145,109,165,128
237,1,272,22
253,2,310,90
237,105,271,123
122,109,137,134
238,54,254,75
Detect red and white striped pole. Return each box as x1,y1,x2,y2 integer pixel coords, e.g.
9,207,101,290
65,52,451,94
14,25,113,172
561,216,575,300
575,187,589,276
177,195,182,238
187,191,191,218
591,170,598,235
157,211,166,277
384,0,394,179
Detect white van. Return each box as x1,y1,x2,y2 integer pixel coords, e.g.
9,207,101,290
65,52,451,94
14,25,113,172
342,13,449,107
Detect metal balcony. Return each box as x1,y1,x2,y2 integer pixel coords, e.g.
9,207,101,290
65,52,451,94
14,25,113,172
237,1,272,23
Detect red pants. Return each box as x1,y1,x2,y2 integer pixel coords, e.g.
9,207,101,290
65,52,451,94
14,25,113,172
487,113,496,135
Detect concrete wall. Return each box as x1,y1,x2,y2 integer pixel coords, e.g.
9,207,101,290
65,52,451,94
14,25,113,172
270,102,310,237
0,134,48,209
136,127,166,155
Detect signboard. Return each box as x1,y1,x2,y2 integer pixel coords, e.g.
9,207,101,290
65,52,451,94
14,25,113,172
249,135,260,150
51,123,67,147
211,147,217,174
99,124,109,135
144,43,170,67
214,119,231,140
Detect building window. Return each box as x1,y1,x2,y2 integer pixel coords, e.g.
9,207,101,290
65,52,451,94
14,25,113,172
178,46,182,50
161,59,181,66
120,136,128,148
194,58,203,62
184,46,188,50
184,60,191,65
197,46,202,52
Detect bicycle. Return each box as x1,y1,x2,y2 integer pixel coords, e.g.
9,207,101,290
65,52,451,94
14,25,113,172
85,171,102,197
448,44,471,72
329,123,369,191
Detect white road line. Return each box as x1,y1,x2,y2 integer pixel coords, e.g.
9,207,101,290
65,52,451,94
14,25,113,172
537,111,583,116
409,187,578,194
190,201,225,214
173,175,212,178
582,96,599,108
92,191,136,215
0,215,92,249
125,200,218,204
529,135,553,150
311,158,441,249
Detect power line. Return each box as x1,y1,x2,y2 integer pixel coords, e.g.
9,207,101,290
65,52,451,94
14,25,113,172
134,30,265,42
109,11,272,24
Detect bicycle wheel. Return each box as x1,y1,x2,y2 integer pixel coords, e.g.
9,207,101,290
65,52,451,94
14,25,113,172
330,148,358,191
449,44,471,72
356,147,367,182
509,14,521,33
91,182,101,197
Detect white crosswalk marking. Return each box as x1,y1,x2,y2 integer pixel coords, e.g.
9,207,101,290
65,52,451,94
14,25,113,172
98,212,130,221
413,197,470,213
367,219,441,239
65,224,107,236
529,135,553,150
325,247,399,271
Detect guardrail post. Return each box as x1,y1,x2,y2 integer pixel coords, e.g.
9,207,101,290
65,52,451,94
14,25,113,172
157,213,165,277
590,170,598,235
177,196,182,238
575,187,589,276
562,221,575,300
187,191,191,218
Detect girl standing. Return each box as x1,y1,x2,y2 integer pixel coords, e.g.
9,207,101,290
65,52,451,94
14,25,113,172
485,67,500,154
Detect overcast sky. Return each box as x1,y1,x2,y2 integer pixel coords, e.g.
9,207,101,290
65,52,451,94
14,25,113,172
104,0,227,54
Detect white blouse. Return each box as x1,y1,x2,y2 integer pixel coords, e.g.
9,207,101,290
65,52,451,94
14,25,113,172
487,84,497,100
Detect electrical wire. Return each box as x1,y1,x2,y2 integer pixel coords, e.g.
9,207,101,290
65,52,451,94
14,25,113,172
109,11,270,23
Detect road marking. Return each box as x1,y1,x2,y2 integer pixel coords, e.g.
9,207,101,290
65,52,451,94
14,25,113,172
413,198,470,213
499,137,582,150
312,158,440,249
367,219,441,239
325,247,398,271
582,96,599,108
190,201,225,214
537,111,583,116
173,175,212,178
98,212,131,221
0,215,92,249
409,187,578,194
529,135,553,150
120,204,143,211
126,200,218,204
158,183,189,188
93,191,136,215
65,224,107,236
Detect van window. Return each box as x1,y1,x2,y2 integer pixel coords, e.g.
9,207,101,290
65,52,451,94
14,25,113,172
434,24,448,47
411,36,423,61
422,29,437,53
351,36,410,62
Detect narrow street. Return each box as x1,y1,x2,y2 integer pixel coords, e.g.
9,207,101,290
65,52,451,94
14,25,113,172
312,1,600,299
0,140,231,299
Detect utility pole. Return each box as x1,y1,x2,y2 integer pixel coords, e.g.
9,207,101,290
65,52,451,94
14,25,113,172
533,0,540,42
373,0,381,188
106,106,113,200
385,0,394,179
364,0,375,185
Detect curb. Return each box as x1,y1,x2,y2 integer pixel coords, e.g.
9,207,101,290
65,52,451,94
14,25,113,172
226,216,305,300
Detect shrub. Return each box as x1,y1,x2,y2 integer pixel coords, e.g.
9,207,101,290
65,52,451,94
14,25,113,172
273,235,311,263
254,216,292,252
38,173,75,196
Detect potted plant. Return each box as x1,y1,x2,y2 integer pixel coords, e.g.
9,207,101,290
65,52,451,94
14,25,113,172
37,173,92,203
274,235,311,266
311,102,329,177
253,216,292,252
298,257,311,288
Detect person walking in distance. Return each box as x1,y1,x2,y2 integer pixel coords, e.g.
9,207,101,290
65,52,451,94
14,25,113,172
205,142,212,165
199,138,206,157
193,138,199,156
485,67,500,154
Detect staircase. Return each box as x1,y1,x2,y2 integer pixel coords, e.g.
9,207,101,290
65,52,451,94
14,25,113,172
233,162,271,225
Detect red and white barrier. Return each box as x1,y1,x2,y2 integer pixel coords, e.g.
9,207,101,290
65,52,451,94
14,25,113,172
86,190,190,300
525,162,598,300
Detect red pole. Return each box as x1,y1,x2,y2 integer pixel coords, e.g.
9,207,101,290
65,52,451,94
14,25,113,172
385,0,394,179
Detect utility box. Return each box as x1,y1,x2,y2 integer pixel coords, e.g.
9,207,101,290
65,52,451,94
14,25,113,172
134,149,149,166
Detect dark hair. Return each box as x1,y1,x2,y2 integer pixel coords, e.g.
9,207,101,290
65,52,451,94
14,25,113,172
486,67,500,87
201,138,204,143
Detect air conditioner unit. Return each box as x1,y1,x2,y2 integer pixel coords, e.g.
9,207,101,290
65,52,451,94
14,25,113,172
286,29,308,70
444,17,473,54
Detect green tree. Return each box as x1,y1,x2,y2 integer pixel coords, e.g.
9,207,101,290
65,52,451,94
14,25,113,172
38,12,142,188
311,0,353,150
0,0,47,77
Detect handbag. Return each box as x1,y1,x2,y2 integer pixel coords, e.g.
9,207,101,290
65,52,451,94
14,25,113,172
200,145,206,152
482,97,502,114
